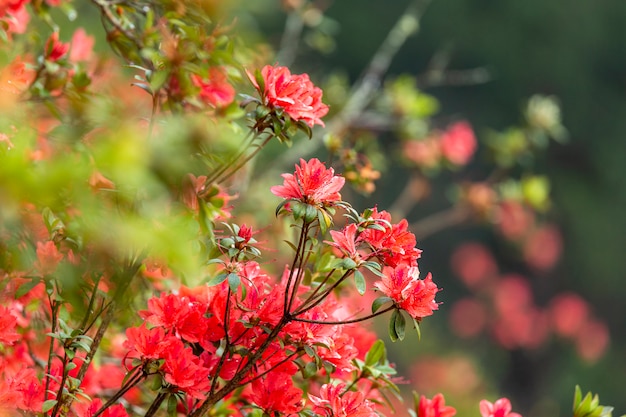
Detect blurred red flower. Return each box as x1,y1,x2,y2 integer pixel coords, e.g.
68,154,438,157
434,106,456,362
441,121,477,165
418,393,457,417
192,67,235,107
479,398,521,417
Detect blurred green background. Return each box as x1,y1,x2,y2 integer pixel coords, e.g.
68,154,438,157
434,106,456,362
242,0,626,415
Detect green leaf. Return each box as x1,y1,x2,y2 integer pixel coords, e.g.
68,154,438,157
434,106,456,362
42,400,57,413
275,199,291,217
291,201,306,220
297,120,313,139
206,273,228,286
150,69,170,92
388,309,400,342
364,340,385,366
412,317,422,341
317,209,332,234
574,386,583,412
15,278,41,299
304,204,318,224
131,82,153,96
394,310,406,341
227,272,241,293
167,394,178,417
340,258,357,270
372,296,393,313
354,270,366,295
362,261,384,277
302,361,318,378
303,344,315,358
253,69,265,93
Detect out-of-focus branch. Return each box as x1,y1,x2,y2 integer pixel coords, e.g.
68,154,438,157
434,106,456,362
416,46,491,88
276,0,431,169
417,67,491,88
388,173,430,220
411,205,472,240
276,9,305,67
91,0,144,50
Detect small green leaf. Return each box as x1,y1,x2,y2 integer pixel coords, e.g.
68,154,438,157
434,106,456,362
304,204,318,224
372,296,393,313
388,309,399,342
291,201,306,220
303,361,318,378
253,69,265,93
394,310,406,341
364,340,385,366
340,258,357,270
206,273,228,286
227,272,241,293
354,270,366,295
412,317,421,341
574,386,583,412
42,399,57,413
275,199,291,217
15,278,41,298
167,394,178,417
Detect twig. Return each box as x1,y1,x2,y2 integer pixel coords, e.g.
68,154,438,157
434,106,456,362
91,0,145,50
410,205,471,240
276,8,305,67
275,0,431,170
387,173,430,220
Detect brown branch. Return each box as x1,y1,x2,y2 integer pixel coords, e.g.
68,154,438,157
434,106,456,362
410,205,472,240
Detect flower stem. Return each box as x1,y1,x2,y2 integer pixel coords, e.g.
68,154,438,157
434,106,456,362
292,305,396,325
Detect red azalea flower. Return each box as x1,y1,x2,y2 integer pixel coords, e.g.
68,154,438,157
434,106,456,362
271,158,345,206
35,240,64,275
45,32,70,62
249,64,329,127
162,341,211,399
418,393,457,417
375,266,440,320
73,398,128,417
0,0,28,16
0,305,20,345
359,208,421,267
247,373,304,415
139,292,208,343
192,67,235,107
9,368,44,413
69,28,95,63
123,323,171,361
326,223,361,262
479,398,522,417
310,383,378,417
440,121,477,165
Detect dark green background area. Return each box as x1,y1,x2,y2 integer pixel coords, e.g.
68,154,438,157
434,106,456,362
250,0,626,414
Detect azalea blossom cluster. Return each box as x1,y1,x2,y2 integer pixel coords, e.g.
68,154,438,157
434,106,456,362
403,121,477,169
0,1,602,416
